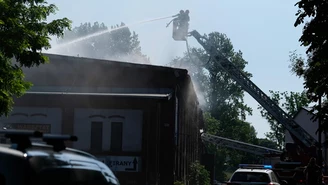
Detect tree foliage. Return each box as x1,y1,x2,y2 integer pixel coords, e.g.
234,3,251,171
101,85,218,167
258,90,310,150
257,138,279,150
56,22,150,64
170,32,259,180
174,181,185,185
188,160,211,185
292,1,328,129
172,32,252,119
0,0,71,116
204,113,260,179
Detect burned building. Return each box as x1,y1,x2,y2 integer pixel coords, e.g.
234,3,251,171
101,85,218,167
0,54,204,185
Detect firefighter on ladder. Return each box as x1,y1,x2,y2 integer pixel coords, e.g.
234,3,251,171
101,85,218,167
166,10,190,41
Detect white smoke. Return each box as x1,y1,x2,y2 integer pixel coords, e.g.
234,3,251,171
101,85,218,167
48,40,151,65
192,80,207,109
169,53,208,109
103,53,151,65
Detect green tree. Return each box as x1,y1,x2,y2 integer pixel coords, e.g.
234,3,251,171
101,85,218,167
258,91,310,150
203,113,228,180
204,113,259,180
257,138,279,150
0,0,71,116
293,1,328,129
170,32,256,180
171,32,252,119
56,22,150,64
188,161,211,185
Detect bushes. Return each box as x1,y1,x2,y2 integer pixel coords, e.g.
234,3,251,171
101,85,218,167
174,181,185,185
174,161,211,185
188,161,211,185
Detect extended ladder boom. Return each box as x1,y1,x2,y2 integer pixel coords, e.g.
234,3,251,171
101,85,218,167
201,133,282,156
189,30,317,148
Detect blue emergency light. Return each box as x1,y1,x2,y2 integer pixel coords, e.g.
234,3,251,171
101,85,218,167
239,164,272,169
263,165,273,169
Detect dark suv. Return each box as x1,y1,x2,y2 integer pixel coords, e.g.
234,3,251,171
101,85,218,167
0,129,120,185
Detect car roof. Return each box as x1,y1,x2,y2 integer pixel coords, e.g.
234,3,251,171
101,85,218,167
29,143,96,158
0,143,25,157
234,168,273,173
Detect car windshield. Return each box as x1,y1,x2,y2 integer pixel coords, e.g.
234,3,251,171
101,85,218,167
231,172,270,183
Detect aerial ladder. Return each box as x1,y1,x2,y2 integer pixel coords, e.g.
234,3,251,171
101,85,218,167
167,10,318,163
201,133,282,156
166,11,322,184
188,29,317,148
186,30,318,161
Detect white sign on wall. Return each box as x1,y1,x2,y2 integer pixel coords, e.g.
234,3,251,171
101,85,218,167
97,156,141,172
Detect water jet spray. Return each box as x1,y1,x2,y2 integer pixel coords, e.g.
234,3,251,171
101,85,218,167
50,15,175,52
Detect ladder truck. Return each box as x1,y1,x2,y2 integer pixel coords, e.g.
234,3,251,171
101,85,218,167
167,11,320,184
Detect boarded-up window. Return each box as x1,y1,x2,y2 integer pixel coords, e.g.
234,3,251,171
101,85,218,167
110,122,123,152
90,122,103,152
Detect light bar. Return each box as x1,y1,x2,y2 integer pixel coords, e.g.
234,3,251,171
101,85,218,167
239,164,272,169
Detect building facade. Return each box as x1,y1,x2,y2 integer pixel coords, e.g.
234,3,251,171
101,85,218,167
285,107,327,163
0,54,204,185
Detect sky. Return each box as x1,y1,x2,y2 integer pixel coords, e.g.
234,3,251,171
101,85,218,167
46,0,308,138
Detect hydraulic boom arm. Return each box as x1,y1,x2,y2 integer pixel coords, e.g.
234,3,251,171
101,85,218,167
189,30,317,148
201,133,282,156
